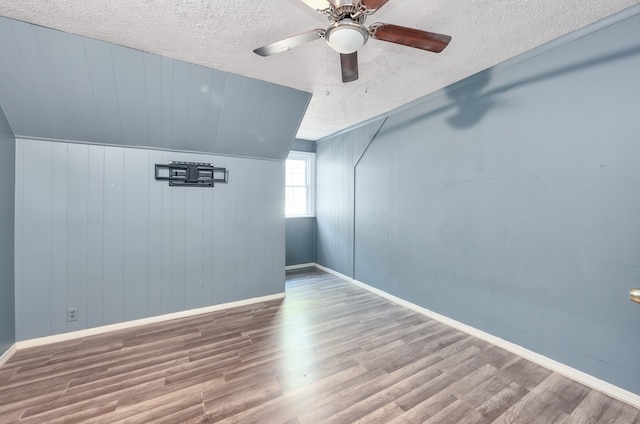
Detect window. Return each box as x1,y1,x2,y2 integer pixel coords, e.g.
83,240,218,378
285,151,315,217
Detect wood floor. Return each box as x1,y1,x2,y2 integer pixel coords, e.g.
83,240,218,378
1,268,638,424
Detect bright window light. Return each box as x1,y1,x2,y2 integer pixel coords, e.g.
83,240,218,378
285,151,315,217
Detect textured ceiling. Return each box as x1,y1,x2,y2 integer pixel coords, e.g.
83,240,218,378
0,0,637,140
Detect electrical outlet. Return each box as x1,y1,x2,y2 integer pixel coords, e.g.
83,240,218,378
67,307,78,322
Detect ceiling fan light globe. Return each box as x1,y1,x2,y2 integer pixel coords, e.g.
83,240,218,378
325,21,369,54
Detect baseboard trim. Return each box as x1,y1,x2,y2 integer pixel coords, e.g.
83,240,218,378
285,263,316,271
314,263,640,409
16,292,285,350
0,343,17,367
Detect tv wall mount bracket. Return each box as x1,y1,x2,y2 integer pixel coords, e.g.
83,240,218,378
155,161,228,187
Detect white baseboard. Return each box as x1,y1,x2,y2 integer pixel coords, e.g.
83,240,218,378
313,263,640,409
16,292,285,349
0,343,17,367
285,263,316,271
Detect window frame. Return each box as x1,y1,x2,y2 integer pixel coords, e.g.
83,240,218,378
285,151,316,218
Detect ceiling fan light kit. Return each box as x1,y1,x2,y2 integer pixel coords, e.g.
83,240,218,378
325,20,369,54
253,0,451,83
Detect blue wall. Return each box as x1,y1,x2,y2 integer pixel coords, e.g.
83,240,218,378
315,121,384,276
0,17,311,161
14,139,285,340
0,105,15,356
290,139,316,154
286,218,316,266
319,7,640,394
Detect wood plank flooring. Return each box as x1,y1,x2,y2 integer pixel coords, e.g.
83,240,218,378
1,268,638,423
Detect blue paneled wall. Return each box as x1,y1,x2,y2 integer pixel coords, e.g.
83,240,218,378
14,140,285,340
0,17,311,160
0,15,310,342
318,8,640,394
0,105,15,356
315,120,384,276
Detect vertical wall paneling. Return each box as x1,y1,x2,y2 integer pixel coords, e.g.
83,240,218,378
143,54,163,149
147,150,164,316
87,145,105,327
0,16,311,160
14,139,285,340
214,73,243,154
315,120,384,277
2,20,53,138
159,57,175,150
0,105,15,355
169,152,187,311
12,136,22,344
203,71,227,153
183,153,206,311
66,144,90,331
212,153,230,303
228,78,255,150
84,38,124,144
255,85,287,152
32,26,83,142
13,140,21,339
258,161,273,296
170,62,191,152
242,80,270,155
18,141,53,338
122,148,150,320
256,80,306,160
159,151,174,312
50,143,69,335
62,32,101,144
228,157,249,301
201,163,215,306
0,22,29,133
186,65,215,154
285,218,316,266
102,146,125,325
112,47,148,147
350,11,640,394
264,161,286,294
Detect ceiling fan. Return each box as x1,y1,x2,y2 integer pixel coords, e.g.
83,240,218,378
253,0,452,83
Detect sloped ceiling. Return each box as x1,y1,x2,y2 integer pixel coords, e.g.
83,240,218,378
0,0,638,141
0,17,311,160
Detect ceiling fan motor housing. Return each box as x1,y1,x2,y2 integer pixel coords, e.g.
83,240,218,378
329,0,359,9
327,0,367,21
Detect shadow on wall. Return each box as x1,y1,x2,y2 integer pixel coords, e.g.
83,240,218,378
384,46,640,133
444,70,493,129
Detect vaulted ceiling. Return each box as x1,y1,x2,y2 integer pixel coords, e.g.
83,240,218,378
0,0,638,141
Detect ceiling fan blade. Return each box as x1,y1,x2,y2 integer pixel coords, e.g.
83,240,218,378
253,29,325,57
370,23,451,53
361,0,390,12
340,52,359,83
299,0,331,11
